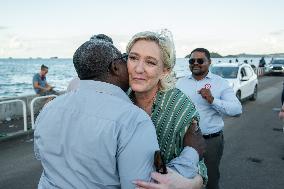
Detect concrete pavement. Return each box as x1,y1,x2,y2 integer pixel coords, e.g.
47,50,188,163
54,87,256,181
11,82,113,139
220,76,284,189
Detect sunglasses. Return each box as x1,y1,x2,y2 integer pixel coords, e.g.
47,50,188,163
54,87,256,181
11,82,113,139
80,53,129,80
108,53,128,69
113,53,128,63
188,58,206,65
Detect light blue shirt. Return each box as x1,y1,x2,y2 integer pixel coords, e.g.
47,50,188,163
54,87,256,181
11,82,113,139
34,80,199,189
176,72,242,135
33,73,46,94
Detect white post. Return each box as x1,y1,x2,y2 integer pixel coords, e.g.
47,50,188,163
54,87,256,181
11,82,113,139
30,95,57,130
0,99,27,131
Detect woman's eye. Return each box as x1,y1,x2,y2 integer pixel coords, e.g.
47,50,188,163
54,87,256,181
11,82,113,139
146,61,156,66
129,56,138,61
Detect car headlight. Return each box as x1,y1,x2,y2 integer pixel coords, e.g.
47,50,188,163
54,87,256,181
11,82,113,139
229,82,234,88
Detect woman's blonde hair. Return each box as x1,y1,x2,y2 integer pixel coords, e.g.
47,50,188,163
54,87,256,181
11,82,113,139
126,29,176,91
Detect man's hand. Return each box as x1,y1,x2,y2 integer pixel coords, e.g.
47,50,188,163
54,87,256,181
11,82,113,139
279,110,284,119
198,88,214,104
133,168,203,189
40,88,48,93
183,120,206,160
46,86,53,91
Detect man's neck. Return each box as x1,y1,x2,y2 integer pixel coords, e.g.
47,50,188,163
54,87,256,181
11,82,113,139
192,71,209,81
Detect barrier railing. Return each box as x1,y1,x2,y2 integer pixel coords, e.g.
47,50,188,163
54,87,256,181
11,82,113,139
30,95,57,130
255,67,265,76
0,99,27,131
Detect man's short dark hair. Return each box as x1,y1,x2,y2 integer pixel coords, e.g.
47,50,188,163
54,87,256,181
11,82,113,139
73,34,121,80
190,48,211,61
90,34,113,44
41,64,48,70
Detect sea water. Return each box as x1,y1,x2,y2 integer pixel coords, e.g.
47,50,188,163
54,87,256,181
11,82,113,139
0,57,266,98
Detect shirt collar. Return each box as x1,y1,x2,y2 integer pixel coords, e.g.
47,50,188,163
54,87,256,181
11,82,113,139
79,80,131,103
188,71,213,80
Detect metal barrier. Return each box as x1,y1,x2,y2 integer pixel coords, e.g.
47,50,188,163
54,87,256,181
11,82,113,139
255,67,265,76
30,95,57,130
0,99,27,131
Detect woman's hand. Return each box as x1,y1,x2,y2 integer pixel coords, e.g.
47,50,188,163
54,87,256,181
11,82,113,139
133,168,203,189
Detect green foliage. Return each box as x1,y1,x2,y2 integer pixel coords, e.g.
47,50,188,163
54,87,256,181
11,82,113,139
210,52,223,58
185,52,223,58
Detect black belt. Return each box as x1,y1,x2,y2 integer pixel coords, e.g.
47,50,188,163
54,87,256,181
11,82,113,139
203,130,223,139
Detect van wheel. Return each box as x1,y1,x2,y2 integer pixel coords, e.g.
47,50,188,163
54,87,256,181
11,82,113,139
250,85,257,101
236,91,241,102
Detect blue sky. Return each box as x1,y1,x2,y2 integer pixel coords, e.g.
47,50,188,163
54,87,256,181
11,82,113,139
1,0,284,58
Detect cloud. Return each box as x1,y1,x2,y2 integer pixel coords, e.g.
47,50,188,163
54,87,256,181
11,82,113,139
0,48,5,56
262,36,278,45
0,26,8,30
269,29,284,36
8,36,24,49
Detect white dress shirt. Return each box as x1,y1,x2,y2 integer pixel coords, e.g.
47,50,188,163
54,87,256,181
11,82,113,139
176,72,242,135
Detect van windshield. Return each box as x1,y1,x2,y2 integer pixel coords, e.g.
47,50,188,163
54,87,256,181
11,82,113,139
271,60,284,65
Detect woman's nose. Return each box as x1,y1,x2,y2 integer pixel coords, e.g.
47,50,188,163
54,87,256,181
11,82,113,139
134,60,145,73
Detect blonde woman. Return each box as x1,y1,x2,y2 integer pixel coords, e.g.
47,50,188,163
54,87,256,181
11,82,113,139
127,30,208,186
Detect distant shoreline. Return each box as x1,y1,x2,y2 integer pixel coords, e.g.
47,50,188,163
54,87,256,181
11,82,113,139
186,53,284,58
2,53,284,60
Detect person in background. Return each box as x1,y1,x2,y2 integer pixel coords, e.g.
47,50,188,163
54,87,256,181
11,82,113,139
281,82,284,104
34,34,203,189
259,57,266,67
279,82,284,119
176,48,242,189
32,64,58,96
278,105,284,119
279,83,284,133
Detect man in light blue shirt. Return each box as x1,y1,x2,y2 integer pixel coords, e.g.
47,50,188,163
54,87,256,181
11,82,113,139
34,35,204,189
177,48,242,189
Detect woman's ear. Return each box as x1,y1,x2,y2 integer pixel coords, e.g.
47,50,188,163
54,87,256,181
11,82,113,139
162,67,171,77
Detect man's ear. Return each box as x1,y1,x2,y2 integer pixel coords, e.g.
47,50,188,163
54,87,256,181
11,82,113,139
109,62,119,76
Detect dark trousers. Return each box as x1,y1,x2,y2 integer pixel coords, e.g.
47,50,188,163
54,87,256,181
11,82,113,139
204,133,224,189
38,89,59,96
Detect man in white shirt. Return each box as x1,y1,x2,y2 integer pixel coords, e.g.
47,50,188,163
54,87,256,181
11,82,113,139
34,34,204,189
177,48,242,189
